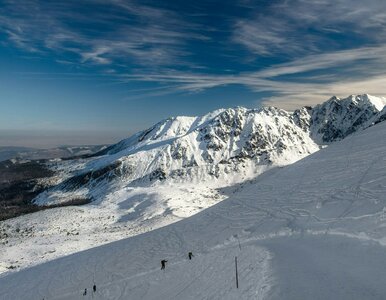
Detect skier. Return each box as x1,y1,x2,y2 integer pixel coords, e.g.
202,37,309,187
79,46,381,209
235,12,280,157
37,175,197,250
188,252,194,260
83,288,87,296
93,284,96,292
161,259,167,270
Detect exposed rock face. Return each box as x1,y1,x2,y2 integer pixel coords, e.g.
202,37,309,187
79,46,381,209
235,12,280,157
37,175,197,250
292,106,312,133
301,94,385,143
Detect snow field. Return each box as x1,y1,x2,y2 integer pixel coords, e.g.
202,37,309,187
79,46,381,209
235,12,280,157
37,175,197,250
0,232,274,300
1,97,386,298
0,185,224,273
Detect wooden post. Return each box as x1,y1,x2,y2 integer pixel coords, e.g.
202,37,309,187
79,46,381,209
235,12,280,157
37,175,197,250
235,256,239,289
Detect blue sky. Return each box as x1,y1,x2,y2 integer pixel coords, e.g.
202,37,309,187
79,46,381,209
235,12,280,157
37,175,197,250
1,0,386,147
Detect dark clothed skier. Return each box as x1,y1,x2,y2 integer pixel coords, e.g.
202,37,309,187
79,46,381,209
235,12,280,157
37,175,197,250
161,259,167,270
188,252,194,260
93,284,96,292
83,288,87,296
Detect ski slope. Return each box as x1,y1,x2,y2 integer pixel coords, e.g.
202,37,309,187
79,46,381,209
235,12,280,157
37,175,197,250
1,243,272,300
1,119,386,299
2,94,385,274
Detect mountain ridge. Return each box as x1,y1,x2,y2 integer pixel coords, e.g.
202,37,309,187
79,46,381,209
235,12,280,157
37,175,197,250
35,94,385,205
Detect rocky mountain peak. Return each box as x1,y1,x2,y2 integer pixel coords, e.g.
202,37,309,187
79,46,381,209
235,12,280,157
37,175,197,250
310,94,385,143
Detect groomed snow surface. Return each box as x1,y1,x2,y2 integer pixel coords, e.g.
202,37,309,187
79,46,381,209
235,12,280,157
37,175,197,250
1,113,386,298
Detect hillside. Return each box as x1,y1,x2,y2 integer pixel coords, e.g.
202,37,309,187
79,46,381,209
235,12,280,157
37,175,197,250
0,94,385,274
1,104,386,299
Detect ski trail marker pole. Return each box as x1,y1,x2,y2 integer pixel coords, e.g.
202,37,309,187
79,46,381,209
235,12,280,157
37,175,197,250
235,256,239,289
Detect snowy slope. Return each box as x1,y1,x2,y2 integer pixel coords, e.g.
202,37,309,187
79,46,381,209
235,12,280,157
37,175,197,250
0,94,385,275
1,109,386,299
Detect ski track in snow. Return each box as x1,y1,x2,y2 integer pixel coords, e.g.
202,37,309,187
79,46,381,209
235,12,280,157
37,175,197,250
0,185,225,274
0,232,274,300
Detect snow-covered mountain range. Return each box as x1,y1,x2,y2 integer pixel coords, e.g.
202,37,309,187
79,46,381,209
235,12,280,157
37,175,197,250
2,95,386,299
35,94,386,205
0,94,386,274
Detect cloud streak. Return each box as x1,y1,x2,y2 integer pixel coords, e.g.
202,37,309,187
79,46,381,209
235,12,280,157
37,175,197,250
0,0,207,69
120,43,386,109
233,0,386,57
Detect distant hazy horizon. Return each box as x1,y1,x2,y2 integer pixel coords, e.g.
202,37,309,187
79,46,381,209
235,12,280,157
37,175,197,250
0,129,131,149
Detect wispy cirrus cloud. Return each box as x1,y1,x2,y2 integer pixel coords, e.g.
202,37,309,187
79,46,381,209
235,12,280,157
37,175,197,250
233,0,386,57
119,43,386,109
253,46,386,79
0,0,207,69
227,0,386,107
109,0,386,109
